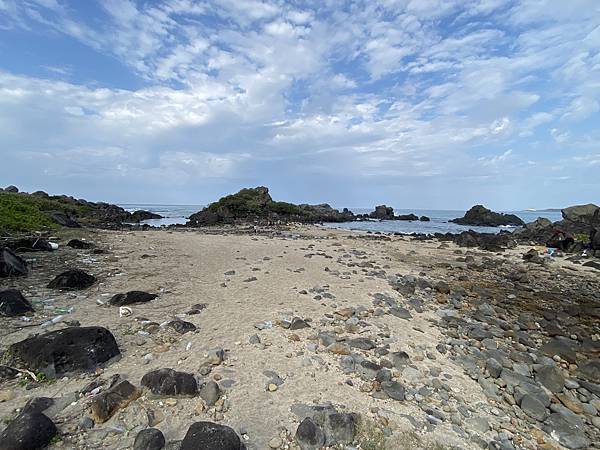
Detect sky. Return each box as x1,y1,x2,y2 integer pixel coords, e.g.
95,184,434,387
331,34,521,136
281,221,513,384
0,0,599,210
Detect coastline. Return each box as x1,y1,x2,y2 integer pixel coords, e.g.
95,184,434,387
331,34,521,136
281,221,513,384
1,225,599,448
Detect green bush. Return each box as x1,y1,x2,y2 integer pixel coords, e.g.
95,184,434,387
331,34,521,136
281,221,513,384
0,193,58,232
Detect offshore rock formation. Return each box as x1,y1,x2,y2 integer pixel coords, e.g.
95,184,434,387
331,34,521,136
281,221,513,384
450,205,525,227
187,187,355,226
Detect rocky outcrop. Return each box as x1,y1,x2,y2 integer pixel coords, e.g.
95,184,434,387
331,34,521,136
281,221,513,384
187,187,354,226
130,210,163,222
450,205,524,227
395,213,419,221
4,326,120,378
369,205,394,220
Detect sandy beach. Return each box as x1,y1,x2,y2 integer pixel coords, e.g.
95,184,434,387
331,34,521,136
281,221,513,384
1,225,600,449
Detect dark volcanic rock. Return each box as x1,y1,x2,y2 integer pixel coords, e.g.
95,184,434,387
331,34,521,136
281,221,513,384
134,428,165,450
48,210,81,228
0,365,19,380
91,380,141,423
180,421,242,450
141,368,198,396
67,239,94,249
543,413,590,449
130,210,163,222
419,215,430,221
0,411,57,450
295,417,325,450
0,247,28,277
166,319,197,334
450,205,524,227
4,326,120,378
369,205,395,220
577,359,600,383
47,269,96,290
187,186,354,226
109,291,158,306
395,213,419,221
0,289,34,316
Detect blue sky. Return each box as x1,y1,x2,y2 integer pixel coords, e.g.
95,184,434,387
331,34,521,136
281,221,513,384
0,0,599,210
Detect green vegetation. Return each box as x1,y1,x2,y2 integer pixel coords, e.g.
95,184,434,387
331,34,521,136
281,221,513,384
0,193,57,233
0,192,88,233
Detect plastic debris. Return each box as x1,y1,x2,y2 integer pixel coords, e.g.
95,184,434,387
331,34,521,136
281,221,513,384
119,307,133,317
41,315,64,328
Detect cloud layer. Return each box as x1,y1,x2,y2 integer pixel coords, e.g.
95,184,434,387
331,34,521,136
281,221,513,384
0,0,599,209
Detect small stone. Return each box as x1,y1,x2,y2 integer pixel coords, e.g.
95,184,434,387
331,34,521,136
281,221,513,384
164,398,178,406
268,383,278,392
199,381,220,406
268,436,283,448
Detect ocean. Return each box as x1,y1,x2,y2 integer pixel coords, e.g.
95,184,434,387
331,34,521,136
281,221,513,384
119,204,563,235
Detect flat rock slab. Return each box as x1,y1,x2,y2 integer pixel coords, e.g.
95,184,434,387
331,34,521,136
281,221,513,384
0,412,57,450
543,413,590,449
47,269,96,290
109,291,158,306
577,359,600,383
0,289,34,316
180,421,242,450
4,326,120,378
141,368,198,396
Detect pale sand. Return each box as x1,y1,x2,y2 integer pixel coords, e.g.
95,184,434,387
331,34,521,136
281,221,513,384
4,226,592,448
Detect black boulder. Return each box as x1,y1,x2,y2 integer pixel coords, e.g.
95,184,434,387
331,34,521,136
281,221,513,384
5,326,120,378
180,422,242,450
141,368,198,396
47,269,96,290
0,248,28,277
0,411,57,450
0,289,34,316
134,428,166,450
109,291,158,306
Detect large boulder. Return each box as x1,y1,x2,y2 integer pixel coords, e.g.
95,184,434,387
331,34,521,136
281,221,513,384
180,421,242,450
4,326,120,378
0,248,28,277
0,411,57,450
0,289,34,316
450,205,524,227
561,203,600,225
4,185,19,193
47,269,96,290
